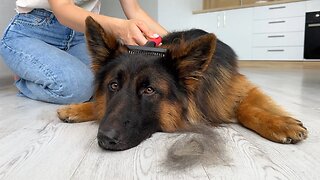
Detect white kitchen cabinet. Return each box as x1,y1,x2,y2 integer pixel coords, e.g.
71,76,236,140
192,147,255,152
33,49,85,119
306,0,320,12
253,1,306,20
252,46,304,60
252,32,304,47
252,1,306,60
216,8,253,60
193,8,253,60
193,1,308,60
253,16,305,33
192,12,220,33
154,0,311,61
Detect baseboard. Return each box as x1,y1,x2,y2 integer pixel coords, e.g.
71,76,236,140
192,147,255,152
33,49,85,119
238,60,320,69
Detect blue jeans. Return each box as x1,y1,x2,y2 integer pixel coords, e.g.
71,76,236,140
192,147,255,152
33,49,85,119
0,9,94,104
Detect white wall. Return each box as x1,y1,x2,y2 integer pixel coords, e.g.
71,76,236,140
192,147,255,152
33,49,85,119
158,0,202,31
100,0,126,18
100,0,202,32
100,0,158,20
0,0,16,80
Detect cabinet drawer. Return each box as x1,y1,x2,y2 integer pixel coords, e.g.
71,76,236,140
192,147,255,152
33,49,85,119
253,16,305,33
253,2,306,20
252,47,303,60
252,32,304,47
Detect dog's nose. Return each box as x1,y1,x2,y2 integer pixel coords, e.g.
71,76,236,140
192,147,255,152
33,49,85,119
97,129,120,149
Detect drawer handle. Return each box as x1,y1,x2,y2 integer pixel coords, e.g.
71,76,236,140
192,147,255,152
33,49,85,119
269,6,286,10
268,35,285,38
308,23,320,27
267,49,285,52
269,20,286,24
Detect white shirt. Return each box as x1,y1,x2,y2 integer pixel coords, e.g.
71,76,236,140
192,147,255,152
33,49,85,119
16,0,101,13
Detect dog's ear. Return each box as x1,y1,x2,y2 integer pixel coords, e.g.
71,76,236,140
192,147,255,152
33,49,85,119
85,16,126,73
166,33,217,92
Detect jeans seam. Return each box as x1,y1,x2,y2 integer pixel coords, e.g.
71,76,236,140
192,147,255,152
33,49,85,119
0,39,71,99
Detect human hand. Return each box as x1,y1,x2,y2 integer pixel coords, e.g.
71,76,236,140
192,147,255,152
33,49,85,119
113,19,159,46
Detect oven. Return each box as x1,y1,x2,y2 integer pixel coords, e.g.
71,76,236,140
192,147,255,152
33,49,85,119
304,11,320,59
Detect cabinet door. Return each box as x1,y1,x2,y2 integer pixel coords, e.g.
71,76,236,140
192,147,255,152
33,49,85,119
218,8,253,60
192,11,219,34
193,8,253,60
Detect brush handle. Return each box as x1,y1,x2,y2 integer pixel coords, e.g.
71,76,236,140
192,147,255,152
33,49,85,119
145,36,162,47
144,41,156,47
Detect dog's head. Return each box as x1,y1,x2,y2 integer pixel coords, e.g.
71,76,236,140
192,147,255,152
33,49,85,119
85,17,217,151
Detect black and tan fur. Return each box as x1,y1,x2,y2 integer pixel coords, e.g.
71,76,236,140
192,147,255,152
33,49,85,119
57,17,307,151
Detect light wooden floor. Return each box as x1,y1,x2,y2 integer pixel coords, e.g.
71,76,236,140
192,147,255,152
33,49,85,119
0,64,320,180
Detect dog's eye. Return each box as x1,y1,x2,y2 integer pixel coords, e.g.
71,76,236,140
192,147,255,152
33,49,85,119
143,87,155,95
109,82,119,91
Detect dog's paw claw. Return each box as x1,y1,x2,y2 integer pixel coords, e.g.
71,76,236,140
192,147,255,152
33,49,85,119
283,137,292,144
56,103,95,123
273,117,308,144
61,118,74,123
57,106,78,123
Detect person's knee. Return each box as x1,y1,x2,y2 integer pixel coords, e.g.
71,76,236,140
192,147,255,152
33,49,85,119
51,69,94,104
44,69,94,104
15,69,94,105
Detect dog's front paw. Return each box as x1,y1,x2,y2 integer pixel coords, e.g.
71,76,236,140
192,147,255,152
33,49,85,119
57,103,96,123
57,105,80,123
268,117,308,144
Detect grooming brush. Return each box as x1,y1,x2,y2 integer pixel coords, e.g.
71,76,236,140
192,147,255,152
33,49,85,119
127,36,167,57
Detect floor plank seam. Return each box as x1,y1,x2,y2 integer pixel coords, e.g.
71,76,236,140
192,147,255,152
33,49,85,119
69,137,97,179
201,164,211,180
37,120,55,134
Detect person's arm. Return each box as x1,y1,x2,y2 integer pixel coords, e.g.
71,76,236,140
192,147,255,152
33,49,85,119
119,0,168,37
48,0,155,45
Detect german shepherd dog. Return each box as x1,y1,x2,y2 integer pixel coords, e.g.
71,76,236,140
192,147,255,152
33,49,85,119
57,17,308,151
